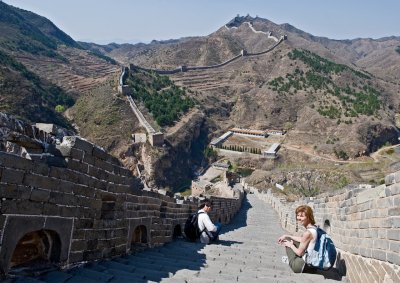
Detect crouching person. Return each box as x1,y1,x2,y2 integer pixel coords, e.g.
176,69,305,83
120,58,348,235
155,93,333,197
198,200,221,244
277,205,317,273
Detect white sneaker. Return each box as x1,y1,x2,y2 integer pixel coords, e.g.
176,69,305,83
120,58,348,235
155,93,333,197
281,256,289,264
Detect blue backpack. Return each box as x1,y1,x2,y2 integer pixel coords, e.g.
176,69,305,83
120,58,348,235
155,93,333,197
306,226,337,270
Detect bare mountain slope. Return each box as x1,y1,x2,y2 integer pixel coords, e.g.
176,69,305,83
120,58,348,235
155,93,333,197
103,15,400,159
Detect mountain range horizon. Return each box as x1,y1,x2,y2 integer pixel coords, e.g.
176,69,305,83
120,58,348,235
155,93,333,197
1,0,400,193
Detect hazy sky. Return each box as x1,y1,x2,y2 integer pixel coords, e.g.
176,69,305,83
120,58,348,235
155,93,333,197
3,0,400,44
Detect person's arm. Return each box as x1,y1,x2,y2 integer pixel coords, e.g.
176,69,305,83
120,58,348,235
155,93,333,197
202,214,217,232
282,230,313,256
278,234,302,243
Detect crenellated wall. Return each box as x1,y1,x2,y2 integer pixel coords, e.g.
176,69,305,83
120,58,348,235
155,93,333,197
246,180,400,283
0,113,243,275
128,29,286,75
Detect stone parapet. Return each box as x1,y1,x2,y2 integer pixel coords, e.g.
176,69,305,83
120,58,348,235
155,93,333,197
0,112,244,275
249,180,400,283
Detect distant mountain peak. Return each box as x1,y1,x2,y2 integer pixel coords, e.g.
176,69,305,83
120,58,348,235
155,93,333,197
225,14,258,28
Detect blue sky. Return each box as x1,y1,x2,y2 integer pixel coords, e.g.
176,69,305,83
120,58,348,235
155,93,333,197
4,0,400,44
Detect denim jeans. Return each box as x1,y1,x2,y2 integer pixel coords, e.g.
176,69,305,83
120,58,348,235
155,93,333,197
209,222,221,242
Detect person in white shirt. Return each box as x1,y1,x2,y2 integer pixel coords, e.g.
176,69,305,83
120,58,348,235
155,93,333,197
277,205,317,273
197,200,221,244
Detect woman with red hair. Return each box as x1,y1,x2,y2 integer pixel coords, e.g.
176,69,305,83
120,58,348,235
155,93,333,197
277,205,317,273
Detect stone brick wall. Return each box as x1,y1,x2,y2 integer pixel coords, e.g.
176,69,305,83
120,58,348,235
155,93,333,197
247,180,400,283
0,113,244,275
128,35,285,75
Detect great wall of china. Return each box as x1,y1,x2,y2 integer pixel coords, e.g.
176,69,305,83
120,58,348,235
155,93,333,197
0,113,243,276
245,181,400,282
0,19,398,282
118,21,286,147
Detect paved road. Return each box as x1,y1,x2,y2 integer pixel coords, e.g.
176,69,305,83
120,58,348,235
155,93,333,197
7,194,344,283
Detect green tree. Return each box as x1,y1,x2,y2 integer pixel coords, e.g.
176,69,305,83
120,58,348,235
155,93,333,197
55,105,65,113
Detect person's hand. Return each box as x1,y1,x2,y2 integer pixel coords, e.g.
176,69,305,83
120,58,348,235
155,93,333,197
282,239,294,248
277,235,287,244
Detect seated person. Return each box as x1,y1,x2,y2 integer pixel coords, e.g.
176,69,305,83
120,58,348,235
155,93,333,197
197,200,221,244
277,205,317,273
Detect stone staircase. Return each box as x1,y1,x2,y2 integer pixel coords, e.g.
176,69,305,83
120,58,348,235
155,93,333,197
6,194,345,283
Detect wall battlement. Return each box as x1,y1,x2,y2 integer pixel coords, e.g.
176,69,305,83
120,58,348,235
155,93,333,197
0,113,243,275
246,179,400,282
128,30,286,75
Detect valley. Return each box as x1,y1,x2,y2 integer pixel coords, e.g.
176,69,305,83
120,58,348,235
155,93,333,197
1,4,400,197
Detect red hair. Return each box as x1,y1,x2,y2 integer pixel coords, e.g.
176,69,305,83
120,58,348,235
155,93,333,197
295,205,316,225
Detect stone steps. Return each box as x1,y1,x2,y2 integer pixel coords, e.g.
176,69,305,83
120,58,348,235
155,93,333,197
8,194,345,283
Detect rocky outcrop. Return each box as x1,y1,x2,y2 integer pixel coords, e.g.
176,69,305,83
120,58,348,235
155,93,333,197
140,110,208,191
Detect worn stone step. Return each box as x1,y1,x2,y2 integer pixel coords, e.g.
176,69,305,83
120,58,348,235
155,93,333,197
67,267,113,282
4,278,47,283
63,275,100,283
114,256,201,272
124,252,206,267
39,271,73,283
102,268,149,282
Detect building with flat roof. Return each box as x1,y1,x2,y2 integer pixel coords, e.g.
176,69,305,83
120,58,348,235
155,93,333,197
266,129,286,135
210,131,233,147
263,143,281,159
230,127,267,138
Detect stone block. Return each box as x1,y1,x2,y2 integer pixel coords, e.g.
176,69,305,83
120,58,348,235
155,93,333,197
68,252,83,263
1,168,24,184
62,136,93,154
373,239,389,250
57,180,74,194
0,199,17,214
93,179,107,190
389,216,400,228
92,146,108,161
16,199,43,215
75,218,94,229
66,158,89,174
0,183,19,199
387,251,400,265
30,188,50,202
87,165,100,178
71,240,87,251
49,191,68,205
385,173,395,185
108,155,120,166
393,171,400,183
60,206,79,217
31,155,67,168
24,173,60,190
72,229,85,240
387,229,400,240
31,162,50,176
388,207,400,216
0,152,33,171
77,173,96,188
86,238,98,250
371,249,387,261
388,183,400,195
17,184,32,199
83,153,95,165
94,158,114,173
119,167,132,177
43,203,60,215
72,184,94,198
393,195,400,206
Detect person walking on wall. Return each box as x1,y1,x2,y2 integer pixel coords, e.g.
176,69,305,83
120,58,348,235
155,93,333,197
277,205,317,273
198,200,221,244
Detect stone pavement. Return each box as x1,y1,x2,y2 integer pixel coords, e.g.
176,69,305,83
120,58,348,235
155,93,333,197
6,194,345,282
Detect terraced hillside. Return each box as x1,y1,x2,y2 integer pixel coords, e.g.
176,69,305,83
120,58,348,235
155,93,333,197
15,46,119,94
171,68,239,92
